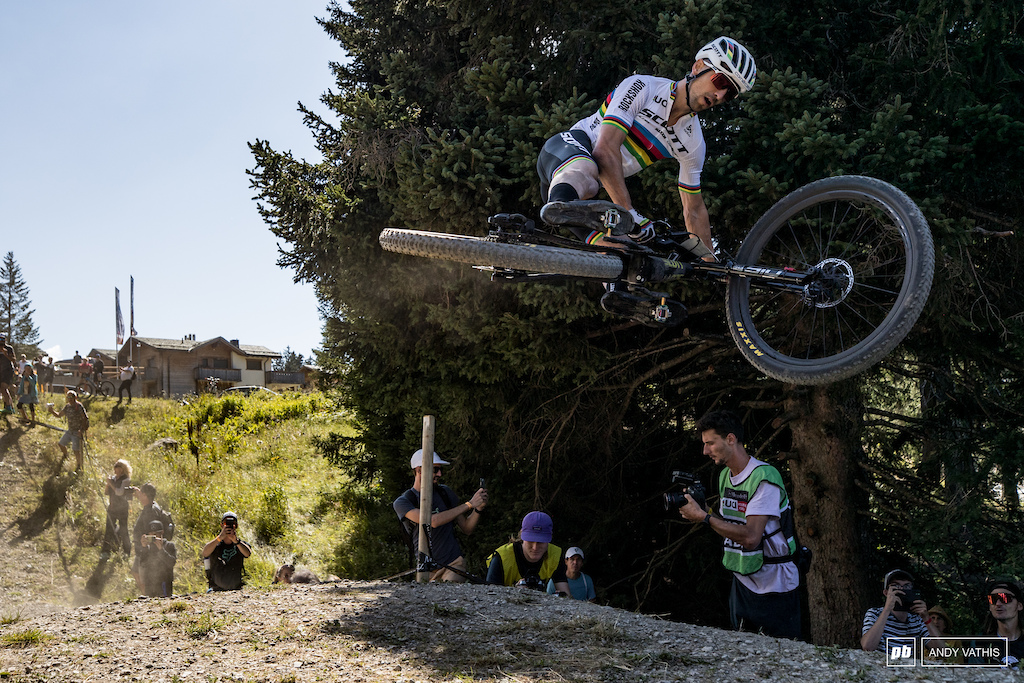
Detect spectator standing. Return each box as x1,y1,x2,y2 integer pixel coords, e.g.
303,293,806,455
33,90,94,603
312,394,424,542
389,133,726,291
137,520,176,597
130,483,174,592
392,449,488,582
0,339,15,415
202,512,251,591
92,354,105,382
117,361,134,405
47,390,89,471
36,355,53,395
678,410,801,639
101,459,134,558
486,512,570,595
547,546,596,601
17,363,39,425
981,580,1024,668
860,569,943,652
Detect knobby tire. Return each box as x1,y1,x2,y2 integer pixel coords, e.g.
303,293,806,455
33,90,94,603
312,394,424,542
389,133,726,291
379,229,624,281
726,175,934,385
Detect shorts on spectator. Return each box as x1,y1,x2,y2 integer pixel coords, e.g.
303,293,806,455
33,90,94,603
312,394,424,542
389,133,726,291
59,430,82,451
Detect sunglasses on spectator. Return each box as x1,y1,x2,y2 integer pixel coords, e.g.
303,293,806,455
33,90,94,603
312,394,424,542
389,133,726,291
988,592,1016,605
432,466,442,474
709,71,739,101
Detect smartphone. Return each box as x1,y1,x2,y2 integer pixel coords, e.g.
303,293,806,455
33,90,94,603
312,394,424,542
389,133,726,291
479,478,486,489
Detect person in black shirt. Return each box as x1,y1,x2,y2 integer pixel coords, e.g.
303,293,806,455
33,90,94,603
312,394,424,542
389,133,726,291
137,520,176,597
982,580,1024,668
202,511,251,591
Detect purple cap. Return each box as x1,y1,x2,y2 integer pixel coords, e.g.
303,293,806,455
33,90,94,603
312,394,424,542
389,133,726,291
520,511,553,543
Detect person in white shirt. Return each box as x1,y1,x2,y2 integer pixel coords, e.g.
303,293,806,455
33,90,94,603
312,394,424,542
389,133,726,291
678,409,801,639
117,362,134,404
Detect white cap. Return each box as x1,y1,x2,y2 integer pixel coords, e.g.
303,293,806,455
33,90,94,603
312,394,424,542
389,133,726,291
410,449,450,469
566,546,585,560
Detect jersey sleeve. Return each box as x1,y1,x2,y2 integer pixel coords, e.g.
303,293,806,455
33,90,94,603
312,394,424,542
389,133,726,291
600,75,650,135
676,120,706,195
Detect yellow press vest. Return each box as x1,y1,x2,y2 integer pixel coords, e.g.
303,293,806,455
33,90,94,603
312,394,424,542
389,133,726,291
489,542,563,586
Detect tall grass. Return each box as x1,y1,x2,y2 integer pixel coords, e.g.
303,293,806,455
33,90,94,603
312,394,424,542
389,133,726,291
2,390,406,605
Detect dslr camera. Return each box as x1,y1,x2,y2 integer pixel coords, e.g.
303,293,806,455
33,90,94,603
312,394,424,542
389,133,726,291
663,471,707,511
516,574,546,591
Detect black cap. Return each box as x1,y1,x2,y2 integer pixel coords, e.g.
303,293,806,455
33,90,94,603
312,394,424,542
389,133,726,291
884,569,914,589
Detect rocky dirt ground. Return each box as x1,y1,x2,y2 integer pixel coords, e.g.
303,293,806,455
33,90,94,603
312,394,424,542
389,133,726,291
1,420,1019,682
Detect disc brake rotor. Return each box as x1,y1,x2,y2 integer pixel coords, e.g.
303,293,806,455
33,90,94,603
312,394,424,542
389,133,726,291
804,258,854,308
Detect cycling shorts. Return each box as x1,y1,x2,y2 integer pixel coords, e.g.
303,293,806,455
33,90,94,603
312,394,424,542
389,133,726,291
536,129,595,202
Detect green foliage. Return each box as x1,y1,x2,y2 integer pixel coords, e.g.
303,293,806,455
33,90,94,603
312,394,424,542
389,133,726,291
254,485,290,544
251,0,1024,635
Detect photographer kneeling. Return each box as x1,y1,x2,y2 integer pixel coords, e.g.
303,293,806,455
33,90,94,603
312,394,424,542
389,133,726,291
202,511,251,592
486,512,570,596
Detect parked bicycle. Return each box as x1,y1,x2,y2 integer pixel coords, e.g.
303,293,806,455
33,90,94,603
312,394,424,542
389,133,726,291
76,375,116,398
379,176,935,385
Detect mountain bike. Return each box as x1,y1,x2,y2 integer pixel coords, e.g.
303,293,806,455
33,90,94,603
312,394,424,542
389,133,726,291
379,176,935,385
76,375,115,398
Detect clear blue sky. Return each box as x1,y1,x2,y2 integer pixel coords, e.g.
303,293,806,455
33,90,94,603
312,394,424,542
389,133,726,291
1,1,343,362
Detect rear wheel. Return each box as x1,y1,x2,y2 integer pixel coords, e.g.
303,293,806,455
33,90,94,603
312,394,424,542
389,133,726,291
98,380,116,397
379,229,624,280
75,381,93,397
726,176,934,385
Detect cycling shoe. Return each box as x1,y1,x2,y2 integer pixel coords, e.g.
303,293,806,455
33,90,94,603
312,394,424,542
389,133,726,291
600,288,687,327
541,200,635,236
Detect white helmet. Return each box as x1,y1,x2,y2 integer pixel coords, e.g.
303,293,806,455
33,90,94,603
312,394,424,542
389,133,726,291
694,36,757,95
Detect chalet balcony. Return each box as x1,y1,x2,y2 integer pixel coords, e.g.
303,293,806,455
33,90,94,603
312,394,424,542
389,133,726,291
193,367,241,382
266,371,304,385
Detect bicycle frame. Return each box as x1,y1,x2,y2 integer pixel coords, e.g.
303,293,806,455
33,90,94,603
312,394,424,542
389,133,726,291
483,226,816,295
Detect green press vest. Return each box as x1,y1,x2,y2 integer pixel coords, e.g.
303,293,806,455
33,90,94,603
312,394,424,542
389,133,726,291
718,464,797,576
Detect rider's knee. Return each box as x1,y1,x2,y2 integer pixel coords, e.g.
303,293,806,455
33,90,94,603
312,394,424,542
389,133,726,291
552,167,600,200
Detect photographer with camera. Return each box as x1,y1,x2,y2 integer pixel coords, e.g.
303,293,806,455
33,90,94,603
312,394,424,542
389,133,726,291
130,483,174,593
486,511,571,595
137,520,177,597
677,410,802,639
861,569,944,652
202,511,252,591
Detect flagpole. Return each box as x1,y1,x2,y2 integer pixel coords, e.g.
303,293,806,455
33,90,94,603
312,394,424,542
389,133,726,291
130,276,135,365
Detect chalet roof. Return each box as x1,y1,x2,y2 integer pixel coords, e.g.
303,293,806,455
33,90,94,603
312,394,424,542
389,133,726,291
131,336,280,358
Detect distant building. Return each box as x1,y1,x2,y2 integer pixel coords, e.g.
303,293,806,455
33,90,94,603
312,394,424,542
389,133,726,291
111,335,306,398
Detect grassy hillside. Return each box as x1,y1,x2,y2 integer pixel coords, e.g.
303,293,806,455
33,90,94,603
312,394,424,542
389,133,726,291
0,391,406,606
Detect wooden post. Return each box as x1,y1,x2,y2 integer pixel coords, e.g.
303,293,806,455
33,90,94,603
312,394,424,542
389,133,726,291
415,415,436,583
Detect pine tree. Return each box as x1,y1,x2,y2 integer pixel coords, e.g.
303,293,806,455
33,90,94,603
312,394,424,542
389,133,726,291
252,0,1024,644
0,252,42,358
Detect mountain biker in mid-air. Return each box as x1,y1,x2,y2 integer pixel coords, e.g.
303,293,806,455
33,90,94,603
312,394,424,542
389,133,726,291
535,36,757,325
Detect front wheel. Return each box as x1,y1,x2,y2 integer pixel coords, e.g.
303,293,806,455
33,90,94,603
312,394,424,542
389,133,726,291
75,381,93,397
726,176,934,385
98,380,116,397
379,229,624,280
